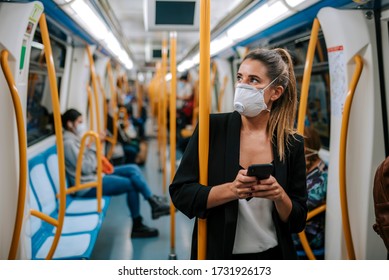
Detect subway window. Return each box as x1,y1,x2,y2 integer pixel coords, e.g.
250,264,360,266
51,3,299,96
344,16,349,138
27,26,66,146
283,34,331,149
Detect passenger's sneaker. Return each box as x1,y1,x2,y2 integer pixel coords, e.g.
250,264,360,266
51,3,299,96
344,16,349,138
148,195,171,220
131,216,159,238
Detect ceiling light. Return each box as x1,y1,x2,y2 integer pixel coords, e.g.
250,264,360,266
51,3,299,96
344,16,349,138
54,0,133,69
284,0,306,7
69,0,109,41
227,1,289,42
210,35,234,56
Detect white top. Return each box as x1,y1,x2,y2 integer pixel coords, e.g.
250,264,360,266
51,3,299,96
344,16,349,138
232,198,278,254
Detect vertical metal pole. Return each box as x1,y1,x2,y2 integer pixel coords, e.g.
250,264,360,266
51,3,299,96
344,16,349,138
39,13,66,260
161,37,168,194
169,31,177,260
198,0,210,260
86,45,101,134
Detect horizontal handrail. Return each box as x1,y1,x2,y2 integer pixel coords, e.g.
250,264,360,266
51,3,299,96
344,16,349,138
307,204,326,221
30,210,59,227
56,182,98,196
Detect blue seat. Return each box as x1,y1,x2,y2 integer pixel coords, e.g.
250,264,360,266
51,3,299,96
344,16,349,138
28,149,109,260
29,183,99,259
43,145,110,215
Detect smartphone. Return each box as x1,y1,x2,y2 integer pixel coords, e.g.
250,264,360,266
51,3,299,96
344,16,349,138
246,163,273,201
247,163,273,180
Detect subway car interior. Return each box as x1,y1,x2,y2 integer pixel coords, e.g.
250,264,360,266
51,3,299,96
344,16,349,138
0,0,389,260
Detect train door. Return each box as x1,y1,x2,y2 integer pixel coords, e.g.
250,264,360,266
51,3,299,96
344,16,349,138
317,7,387,259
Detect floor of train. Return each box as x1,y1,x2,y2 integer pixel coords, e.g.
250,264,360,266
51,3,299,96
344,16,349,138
90,120,194,260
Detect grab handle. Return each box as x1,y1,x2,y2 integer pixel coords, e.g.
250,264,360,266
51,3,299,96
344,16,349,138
339,54,363,260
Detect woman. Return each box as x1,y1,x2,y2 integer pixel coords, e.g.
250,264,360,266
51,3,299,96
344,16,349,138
62,109,170,238
293,126,327,259
169,48,307,259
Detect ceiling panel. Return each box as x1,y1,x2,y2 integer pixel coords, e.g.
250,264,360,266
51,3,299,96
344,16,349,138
106,0,256,71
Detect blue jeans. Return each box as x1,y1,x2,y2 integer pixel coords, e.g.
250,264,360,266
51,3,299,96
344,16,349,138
82,164,152,218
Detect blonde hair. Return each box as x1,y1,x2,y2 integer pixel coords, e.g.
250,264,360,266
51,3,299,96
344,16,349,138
243,48,299,161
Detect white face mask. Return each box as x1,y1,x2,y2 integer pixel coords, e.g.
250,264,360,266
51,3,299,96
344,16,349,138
305,147,319,159
233,76,279,118
75,123,87,136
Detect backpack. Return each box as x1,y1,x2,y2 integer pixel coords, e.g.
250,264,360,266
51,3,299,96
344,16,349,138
372,156,389,252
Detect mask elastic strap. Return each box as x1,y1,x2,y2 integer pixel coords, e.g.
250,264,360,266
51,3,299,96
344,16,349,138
262,74,282,113
262,74,282,92
305,147,319,158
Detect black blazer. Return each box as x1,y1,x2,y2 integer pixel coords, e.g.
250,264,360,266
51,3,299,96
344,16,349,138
169,111,307,259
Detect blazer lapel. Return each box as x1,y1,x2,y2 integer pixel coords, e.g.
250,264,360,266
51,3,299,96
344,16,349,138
224,111,241,181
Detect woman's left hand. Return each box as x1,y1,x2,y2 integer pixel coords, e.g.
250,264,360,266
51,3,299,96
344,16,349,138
250,175,285,202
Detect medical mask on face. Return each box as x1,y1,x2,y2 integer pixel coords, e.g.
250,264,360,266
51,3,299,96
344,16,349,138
233,76,279,117
75,123,87,136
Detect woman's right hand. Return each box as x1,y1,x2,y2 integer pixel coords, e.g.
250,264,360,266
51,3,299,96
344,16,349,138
207,169,257,209
230,169,257,200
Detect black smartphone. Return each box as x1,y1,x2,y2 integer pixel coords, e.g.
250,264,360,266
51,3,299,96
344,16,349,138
246,163,273,201
247,163,273,180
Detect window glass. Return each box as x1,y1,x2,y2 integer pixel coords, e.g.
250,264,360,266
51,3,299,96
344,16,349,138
27,28,66,146
284,35,331,149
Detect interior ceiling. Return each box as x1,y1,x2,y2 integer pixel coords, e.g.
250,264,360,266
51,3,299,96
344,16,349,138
104,0,256,71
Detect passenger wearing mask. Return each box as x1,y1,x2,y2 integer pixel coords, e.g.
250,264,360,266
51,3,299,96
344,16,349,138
292,126,327,259
170,48,307,259
62,109,170,238
176,73,194,128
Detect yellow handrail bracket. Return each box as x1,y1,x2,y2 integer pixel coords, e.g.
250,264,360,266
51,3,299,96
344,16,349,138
1,50,28,260
339,55,363,260
74,131,103,213
39,13,67,260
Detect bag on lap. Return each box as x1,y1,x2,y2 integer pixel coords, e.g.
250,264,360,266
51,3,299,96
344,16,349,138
101,156,114,174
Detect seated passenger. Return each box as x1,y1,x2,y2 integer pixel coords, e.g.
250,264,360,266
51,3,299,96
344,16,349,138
113,106,147,165
62,109,170,238
176,73,194,129
292,126,328,259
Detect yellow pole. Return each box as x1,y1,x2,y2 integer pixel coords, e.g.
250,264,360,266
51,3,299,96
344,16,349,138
75,131,103,212
87,85,95,131
169,31,177,259
39,13,66,260
161,37,168,195
1,50,28,260
158,69,163,171
296,18,320,260
86,46,101,134
198,0,210,260
106,61,118,159
297,18,320,133
97,75,108,132
136,80,144,119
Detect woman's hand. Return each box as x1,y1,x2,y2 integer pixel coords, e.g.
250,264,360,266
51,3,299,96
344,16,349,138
249,175,285,202
230,169,257,199
249,175,292,222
